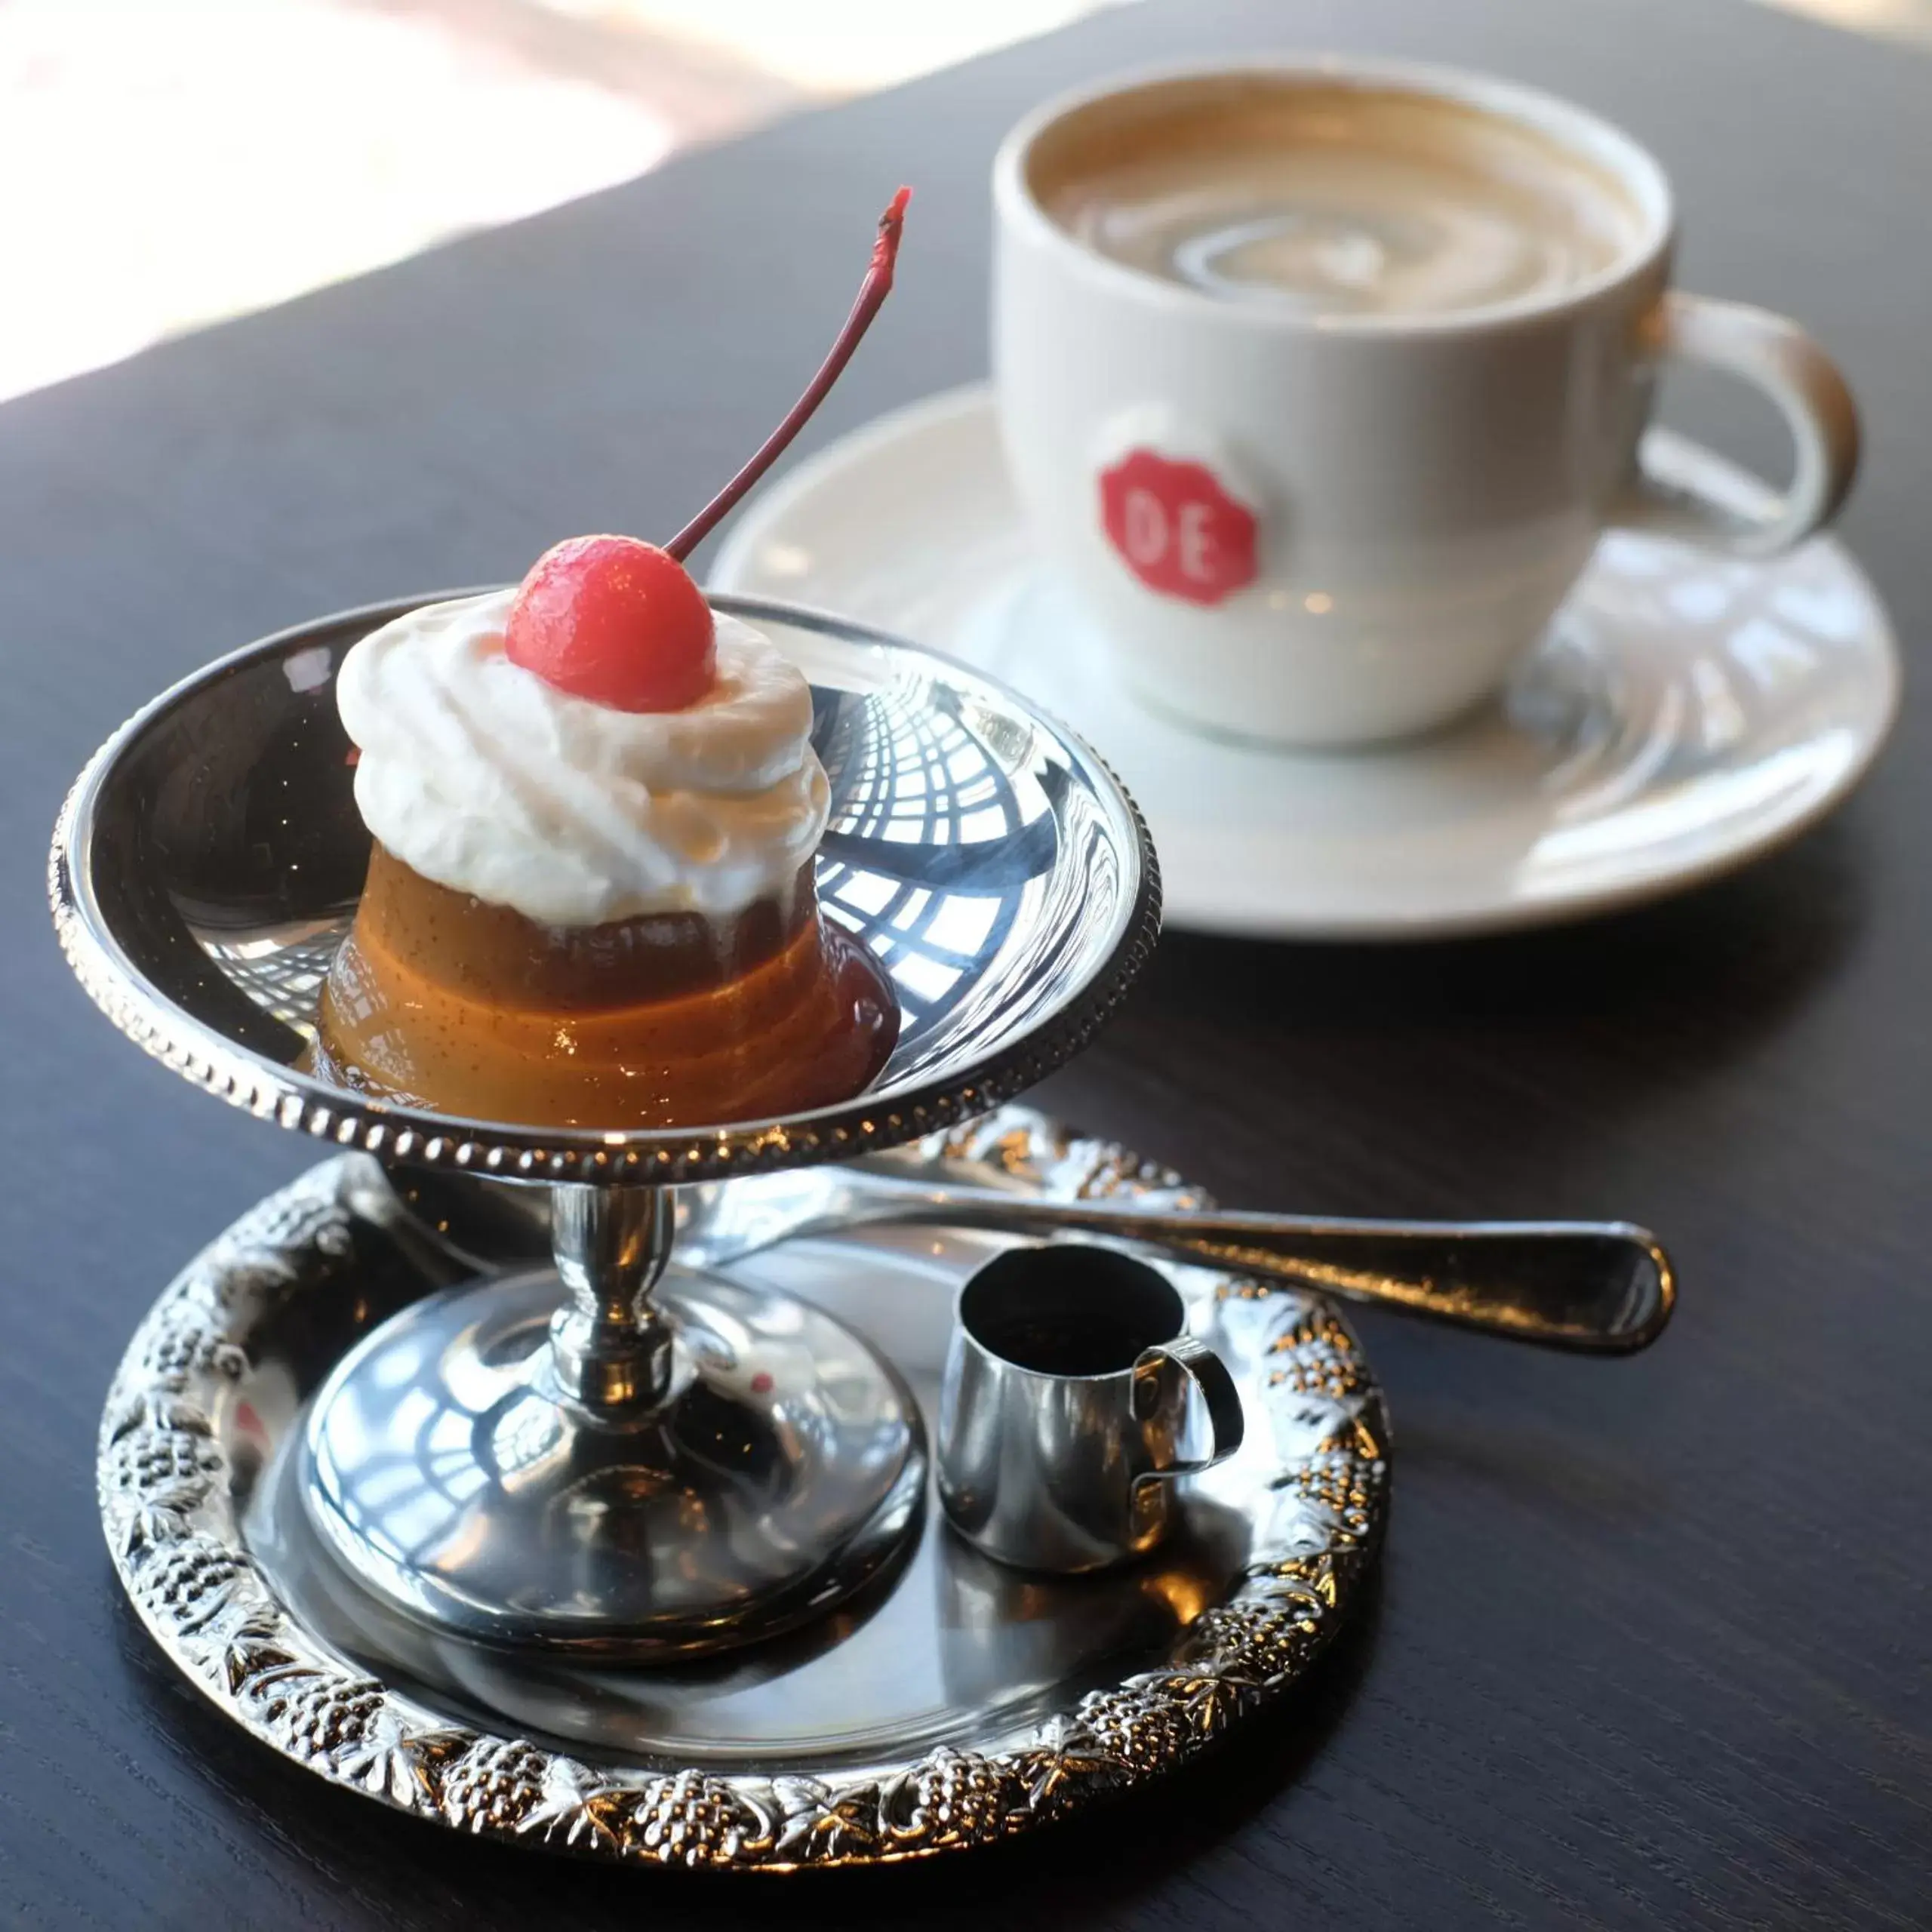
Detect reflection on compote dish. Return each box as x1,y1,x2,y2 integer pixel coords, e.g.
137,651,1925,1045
312,188,916,1131
313,539,898,1128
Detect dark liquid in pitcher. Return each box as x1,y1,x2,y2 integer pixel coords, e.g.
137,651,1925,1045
963,1245,1188,1378
984,1311,1158,1377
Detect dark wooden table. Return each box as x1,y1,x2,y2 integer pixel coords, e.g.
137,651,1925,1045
4,1,1927,1925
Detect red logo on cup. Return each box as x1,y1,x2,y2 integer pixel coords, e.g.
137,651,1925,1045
1098,450,1257,606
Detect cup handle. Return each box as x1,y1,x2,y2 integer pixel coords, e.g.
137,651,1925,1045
1132,1334,1245,1478
1615,290,1860,557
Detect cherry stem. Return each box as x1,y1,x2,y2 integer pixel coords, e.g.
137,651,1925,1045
663,188,912,565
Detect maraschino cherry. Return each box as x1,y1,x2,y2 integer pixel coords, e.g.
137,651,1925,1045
502,186,912,716
505,535,714,712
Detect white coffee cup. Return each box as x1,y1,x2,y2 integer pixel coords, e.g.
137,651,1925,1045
992,58,1860,747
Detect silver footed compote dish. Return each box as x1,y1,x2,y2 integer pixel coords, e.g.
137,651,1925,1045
51,592,1159,1663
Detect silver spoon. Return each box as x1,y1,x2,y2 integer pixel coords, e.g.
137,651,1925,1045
385,1163,1673,1355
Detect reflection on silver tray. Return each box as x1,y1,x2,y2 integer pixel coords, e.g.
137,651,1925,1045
100,1106,1389,1871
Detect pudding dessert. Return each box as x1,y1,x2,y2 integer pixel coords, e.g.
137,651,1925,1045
315,536,898,1128
316,186,913,1128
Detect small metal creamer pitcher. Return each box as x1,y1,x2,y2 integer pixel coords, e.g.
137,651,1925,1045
937,1244,1244,1573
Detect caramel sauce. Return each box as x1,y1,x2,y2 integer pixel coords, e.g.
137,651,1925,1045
315,846,898,1129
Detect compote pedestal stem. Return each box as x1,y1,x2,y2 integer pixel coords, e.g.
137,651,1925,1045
546,1183,676,1418
299,1171,928,1654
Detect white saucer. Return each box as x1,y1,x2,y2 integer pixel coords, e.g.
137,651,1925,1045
713,384,1900,939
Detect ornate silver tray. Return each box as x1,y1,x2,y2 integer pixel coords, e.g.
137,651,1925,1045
100,1105,1390,1872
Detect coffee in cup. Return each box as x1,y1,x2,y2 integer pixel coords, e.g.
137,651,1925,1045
1038,84,1643,321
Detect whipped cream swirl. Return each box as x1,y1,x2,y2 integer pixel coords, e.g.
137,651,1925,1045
337,589,829,927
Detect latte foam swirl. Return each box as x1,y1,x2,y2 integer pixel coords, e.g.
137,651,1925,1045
1159,198,1584,318
1041,85,1642,323
337,589,829,927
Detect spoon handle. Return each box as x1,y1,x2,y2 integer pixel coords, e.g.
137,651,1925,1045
848,1186,1675,1353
